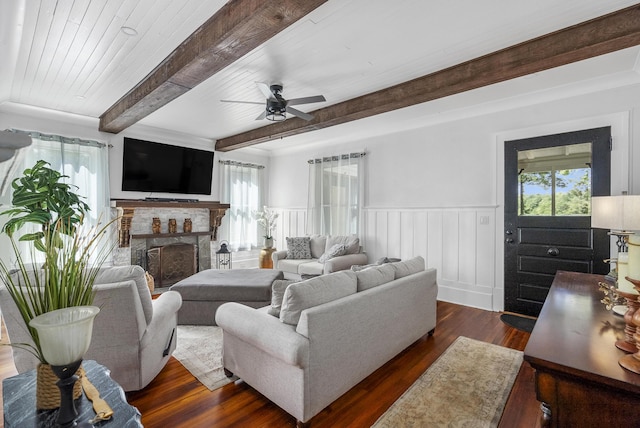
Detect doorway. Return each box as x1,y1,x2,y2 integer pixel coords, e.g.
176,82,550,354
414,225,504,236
504,127,611,317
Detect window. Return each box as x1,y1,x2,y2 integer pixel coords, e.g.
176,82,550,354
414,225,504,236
0,131,110,265
219,160,265,251
518,143,591,216
307,153,365,235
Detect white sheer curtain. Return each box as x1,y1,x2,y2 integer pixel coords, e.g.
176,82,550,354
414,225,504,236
306,152,365,236
219,160,264,251
0,130,110,265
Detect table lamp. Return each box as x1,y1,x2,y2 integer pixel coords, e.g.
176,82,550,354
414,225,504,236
592,195,640,290
29,306,100,428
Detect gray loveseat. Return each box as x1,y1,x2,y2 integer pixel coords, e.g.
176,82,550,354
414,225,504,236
272,234,368,280
215,256,437,426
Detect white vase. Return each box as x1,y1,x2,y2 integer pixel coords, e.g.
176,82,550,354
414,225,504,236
264,237,274,249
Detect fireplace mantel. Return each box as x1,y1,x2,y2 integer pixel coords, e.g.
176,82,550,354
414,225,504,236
112,199,230,247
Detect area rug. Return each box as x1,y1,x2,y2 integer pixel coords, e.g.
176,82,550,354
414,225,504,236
172,325,236,391
372,336,523,428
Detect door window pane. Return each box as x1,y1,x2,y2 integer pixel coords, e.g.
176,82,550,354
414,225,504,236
518,143,592,216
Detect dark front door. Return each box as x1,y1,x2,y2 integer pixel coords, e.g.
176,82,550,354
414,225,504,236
504,127,611,317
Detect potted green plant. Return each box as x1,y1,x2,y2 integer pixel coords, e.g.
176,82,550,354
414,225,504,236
0,160,114,408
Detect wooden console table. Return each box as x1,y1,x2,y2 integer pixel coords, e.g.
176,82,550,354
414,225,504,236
524,271,640,427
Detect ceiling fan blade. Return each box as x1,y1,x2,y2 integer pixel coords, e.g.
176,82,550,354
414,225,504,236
286,106,314,121
287,95,326,106
255,110,267,121
256,82,275,99
220,100,264,105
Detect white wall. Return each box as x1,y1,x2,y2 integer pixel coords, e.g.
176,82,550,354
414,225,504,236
267,82,640,312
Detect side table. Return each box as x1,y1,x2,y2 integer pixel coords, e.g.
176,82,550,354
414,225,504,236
259,247,277,269
3,360,143,427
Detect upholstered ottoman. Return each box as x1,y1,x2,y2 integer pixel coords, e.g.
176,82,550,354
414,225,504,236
169,269,284,325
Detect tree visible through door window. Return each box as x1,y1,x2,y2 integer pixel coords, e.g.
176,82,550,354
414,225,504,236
518,143,592,216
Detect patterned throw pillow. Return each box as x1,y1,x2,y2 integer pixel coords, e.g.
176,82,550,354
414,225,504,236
318,244,347,263
286,237,312,259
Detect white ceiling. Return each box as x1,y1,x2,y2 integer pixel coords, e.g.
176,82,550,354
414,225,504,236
1,0,640,153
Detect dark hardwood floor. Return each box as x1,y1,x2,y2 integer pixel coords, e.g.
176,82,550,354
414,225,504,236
0,301,541,427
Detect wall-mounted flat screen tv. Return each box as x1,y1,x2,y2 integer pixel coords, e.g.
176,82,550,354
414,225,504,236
122,137,215,195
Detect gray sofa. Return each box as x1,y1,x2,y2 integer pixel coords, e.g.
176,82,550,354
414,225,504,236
272,234,368,280
215,256,437,426
0,265,182,391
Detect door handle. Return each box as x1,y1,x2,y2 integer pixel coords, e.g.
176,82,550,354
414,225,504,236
547,247,560,257
505,230,513,235
506,238,514,244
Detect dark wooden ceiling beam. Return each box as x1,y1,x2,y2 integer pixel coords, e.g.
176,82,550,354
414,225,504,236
99,0,328,134
215,4,640,152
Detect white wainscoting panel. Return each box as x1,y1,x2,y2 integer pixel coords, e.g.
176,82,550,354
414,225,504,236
365,207,497,311
272,206,498,311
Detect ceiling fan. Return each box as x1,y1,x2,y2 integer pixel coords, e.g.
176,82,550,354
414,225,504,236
221,82,326,122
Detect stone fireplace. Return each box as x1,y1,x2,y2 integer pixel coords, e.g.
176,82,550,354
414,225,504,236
111,200,230,285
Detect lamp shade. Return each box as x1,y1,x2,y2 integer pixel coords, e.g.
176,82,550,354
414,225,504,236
591,195,640,231
29,306,100,366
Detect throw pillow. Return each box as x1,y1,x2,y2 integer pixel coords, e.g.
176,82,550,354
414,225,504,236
268,279,298,317
355,264,395,292
286,237,312,259
390,256,425,279
325,235,360,255
308,235,327,259
279,270,357,325
318,243,347,263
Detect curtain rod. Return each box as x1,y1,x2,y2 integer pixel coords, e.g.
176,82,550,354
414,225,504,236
307,152,366,164
8,129,106,148
218,160,265,169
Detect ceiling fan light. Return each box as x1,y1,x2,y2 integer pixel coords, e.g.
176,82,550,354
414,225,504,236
266,111,286,121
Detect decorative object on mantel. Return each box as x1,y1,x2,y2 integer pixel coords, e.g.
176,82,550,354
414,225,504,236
0,160,115,410
216,241,232,270
183,218,192,233
152,217,161,234
112,200,230,246
253,206,279,249
29,306,100,427
168,218,177,233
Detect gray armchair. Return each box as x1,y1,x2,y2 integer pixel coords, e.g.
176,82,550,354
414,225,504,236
0,264,182,391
